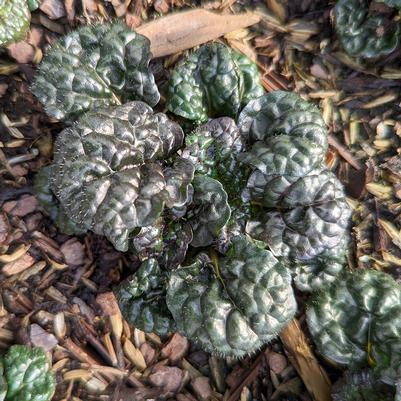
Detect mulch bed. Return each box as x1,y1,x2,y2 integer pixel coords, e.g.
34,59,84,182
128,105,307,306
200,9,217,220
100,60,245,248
1,1,400,400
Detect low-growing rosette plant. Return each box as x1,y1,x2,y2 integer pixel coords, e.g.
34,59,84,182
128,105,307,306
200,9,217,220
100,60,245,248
31,21,400,364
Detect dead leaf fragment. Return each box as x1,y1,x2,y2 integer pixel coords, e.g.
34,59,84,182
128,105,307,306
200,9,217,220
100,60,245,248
136,9,261,58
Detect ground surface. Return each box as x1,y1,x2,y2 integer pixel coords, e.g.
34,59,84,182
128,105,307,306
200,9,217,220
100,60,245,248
0,1,401,400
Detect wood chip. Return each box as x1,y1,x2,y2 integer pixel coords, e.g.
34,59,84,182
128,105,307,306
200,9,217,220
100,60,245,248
136,9,260,58
2,252,35,276
280,319,331,401
123,338,147,371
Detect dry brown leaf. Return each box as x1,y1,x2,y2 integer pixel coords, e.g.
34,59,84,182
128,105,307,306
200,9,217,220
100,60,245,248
136,9,261,58
280,319,331,401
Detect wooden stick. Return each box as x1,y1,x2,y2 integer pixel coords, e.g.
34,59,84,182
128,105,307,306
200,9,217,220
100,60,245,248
136,9,261,58
280,319,332,401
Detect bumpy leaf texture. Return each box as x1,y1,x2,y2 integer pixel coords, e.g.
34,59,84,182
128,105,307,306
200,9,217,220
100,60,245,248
3,345,55,401
334,0,400,58
187,175,231,247
307,270,401,385
240,91,351,291
50,101,194,251
166,235,297,357
0,0,30,47
182,117,248,197
166,43,264,123
115,258,175,335
130,218,193,269
34,166,86,236
31,22,160,122
331,370,395,401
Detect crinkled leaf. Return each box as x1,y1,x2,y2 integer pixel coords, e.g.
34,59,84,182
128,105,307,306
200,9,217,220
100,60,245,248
50,101,186,251
0,0,30,47
166,235,296,357
332,370,395,401
131,219,193,269
334,0,400,59
238,91,328,148
115,258,175,335
31,22,160,122
4,345,55,401
246,169,351,259
216,202,252,254
187,175,231,247
239,92,350,287
307,270,401,385
293,235,348,292
182,117,248,196
166,43,263,122
163,158,195,208
34,166,86,236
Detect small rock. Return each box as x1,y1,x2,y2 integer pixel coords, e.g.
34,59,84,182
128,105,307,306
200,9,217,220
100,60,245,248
2,252,35,276
60,238,85,266
40,0,66,19
140,342,156,365
161,332,189,364
7,42,35,64
267,352,287,375
30,323,58,351
191,376,212,401
3,194,38,217
148,366,183,393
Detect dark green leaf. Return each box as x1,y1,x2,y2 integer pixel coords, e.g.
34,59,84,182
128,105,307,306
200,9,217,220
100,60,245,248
31,22,160,122
50,101,186,251
166,43,264,123
115,258,175,335
307,270,401,385
166,235,296,357
187,175,231,247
